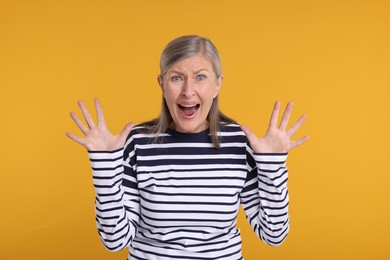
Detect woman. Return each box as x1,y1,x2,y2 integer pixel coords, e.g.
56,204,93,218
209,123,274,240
66,35,309,259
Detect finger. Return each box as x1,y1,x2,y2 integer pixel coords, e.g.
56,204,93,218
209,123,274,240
70,112,89,135
287,114,307,137
118,122,136,142
240,125,258,146
279,101,293,131
269,101,280,129
78,100,96,129
290,135,310,150
65,132,86,146
94,98,106,126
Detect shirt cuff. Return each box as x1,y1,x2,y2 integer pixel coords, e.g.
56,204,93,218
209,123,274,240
252,153,288,172
88,148,124,172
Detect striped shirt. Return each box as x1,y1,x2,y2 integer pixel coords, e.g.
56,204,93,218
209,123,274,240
88,123,289,260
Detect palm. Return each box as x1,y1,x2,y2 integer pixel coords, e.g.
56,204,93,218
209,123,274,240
255,129,292,153
241,101,309,154
82,125,121,151
66,99,134,151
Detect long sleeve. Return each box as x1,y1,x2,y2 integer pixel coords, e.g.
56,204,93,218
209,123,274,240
240,145,289,246
88,145,140,251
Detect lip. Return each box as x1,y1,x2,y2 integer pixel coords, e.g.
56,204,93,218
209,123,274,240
177,103,200,118
178,104,199,108
178,102,199,106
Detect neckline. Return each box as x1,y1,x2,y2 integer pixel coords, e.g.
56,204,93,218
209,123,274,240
166,127,210,139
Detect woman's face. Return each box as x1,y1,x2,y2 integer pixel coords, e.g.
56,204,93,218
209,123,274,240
159,53,222,133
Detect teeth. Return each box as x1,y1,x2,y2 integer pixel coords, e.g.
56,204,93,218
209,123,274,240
180,104,197,108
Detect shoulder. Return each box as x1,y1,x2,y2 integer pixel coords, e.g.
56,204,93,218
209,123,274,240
125,123,148,141
219,122,242,132
218,122,244,135
126,119,159,138
218,123,248,143
124,121,163,147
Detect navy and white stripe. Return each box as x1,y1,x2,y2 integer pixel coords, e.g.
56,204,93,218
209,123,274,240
88,124,289,259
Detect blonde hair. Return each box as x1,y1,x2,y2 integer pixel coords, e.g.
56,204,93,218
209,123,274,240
147,35,234,148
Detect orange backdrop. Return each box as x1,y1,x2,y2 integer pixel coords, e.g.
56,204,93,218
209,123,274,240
1,0,389,259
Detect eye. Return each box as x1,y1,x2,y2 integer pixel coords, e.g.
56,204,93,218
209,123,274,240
196,74,206,81
171,75,182,81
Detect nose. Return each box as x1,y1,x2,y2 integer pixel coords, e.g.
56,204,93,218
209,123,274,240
181,79,195,98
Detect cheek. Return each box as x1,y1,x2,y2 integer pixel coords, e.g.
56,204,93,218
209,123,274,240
163,88,178,108
206,86,218,102
200,93,215,112
213,84,220,98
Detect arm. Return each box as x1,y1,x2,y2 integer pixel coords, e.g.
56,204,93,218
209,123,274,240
240,101,308,245
240,149,289,246
89,145,140,251
66,98,139,251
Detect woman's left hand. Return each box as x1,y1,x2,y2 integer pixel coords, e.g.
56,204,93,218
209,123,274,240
241,101,309,154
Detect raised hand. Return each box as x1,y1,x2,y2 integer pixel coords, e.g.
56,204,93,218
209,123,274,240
66,98,135,151
241,101,309,154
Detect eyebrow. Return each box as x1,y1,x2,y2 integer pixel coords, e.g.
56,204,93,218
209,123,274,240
169,68,209,74
193,68,209,74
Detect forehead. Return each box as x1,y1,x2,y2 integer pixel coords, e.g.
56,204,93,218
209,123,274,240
169,54,213,72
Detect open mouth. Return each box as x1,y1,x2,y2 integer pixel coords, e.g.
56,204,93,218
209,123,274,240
178,103,200,117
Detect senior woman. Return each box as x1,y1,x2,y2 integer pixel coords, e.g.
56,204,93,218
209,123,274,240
66,35,308,260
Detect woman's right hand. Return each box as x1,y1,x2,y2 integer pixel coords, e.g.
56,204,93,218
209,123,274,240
66,98,135,151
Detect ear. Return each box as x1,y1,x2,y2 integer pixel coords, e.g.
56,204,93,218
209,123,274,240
214,75,223,98
157,75,164,95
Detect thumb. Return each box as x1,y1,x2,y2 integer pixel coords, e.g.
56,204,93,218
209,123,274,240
240,125,258,146
118,122,136,142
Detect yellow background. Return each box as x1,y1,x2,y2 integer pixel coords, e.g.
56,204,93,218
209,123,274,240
1,0,389,259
